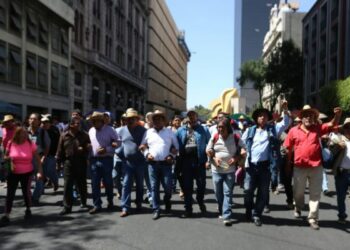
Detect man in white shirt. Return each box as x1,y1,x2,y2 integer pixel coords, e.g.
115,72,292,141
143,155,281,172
140,110,179,220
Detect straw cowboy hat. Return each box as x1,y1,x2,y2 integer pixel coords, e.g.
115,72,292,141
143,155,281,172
3,114,14,122
125,108,139,118
152,110,167,120
343,118,350,127
298,105,319,119
89,111,104,121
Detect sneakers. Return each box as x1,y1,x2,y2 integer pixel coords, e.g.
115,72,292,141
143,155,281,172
286,203,294,210
263,207,270,214
309,221,320,230
165,201,171,214
294,210,302,219
181,211,193,218
253,217,262,227
152,211,160,220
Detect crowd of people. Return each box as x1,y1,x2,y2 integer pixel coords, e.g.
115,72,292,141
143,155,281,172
0,101,349,230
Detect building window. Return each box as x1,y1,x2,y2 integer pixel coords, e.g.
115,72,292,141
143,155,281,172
92,78,99,108
26,10,38,42
128,0,133,22
51,24,61,53
74,71,82,86
38,57,47,91
92,25,96,49
9,1,22,34
127,53,132,71
60,66,68,95
0,41,6,81
97,28,100,51
105,83,111,110
74,10,79,43
127,21,132,50
0,0,7,28
51,63,59,93
134,30,139,55
39,18,48,47
79,13,84,46
8,46,21,85
26,52,36,88
61,29,69,56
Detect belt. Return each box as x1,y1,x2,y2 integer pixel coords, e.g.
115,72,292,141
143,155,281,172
149,160,172,165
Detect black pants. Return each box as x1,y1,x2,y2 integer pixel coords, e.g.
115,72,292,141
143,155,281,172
5,172,33,214
63,158,87,208
280,156,293,204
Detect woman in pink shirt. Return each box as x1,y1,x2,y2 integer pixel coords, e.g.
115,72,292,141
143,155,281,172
0,127,43,226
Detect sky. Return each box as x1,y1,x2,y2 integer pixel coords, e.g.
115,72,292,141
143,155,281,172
166,0,317,109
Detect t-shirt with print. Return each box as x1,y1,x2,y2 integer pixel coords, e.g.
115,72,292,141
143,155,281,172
7,140,37,174
185,127,197,157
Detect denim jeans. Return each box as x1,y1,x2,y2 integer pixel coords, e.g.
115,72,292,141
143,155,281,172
335,170,350,219
113,160,124,196
148,162,172,213
121,160,145,212
43,155,58,187
182,157,206,212
144,165,152,200
244,161,271,218
90,157,114,209
212,172,235,220
322,169,329,192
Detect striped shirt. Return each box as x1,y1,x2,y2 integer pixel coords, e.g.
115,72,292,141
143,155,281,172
89,125,120,157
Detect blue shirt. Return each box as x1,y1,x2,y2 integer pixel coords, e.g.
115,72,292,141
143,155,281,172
242,113,290,164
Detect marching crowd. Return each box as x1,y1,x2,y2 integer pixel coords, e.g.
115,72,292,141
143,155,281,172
0,101,350,230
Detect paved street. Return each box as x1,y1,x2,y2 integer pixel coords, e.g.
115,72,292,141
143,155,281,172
0,171,349,250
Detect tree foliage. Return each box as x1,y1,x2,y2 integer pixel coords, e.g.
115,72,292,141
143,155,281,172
237,60,266,108
193,105,212,121
320,77,350,114
265,40,303,111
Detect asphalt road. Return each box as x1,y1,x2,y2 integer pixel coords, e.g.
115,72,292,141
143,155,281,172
0,170,349,250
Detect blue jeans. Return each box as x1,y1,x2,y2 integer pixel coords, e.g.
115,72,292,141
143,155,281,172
113,160,124,196
90,157,114,209
335,170,350,219
121,160,145,212
43,155,58,187
322,169,329,191
212,172,235,220
148,162,172,213
244,161,271,218
144,165,152,200
182,157,206,212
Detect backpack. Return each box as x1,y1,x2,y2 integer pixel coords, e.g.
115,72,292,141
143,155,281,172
212,132,241,156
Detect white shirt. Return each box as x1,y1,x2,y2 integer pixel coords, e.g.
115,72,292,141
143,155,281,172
141,127,179,161
209,125,218,136
340,140,350,169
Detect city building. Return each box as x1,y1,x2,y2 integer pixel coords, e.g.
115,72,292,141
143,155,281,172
0,0,74,120
261,2,305,111
233,0,279,113
71,0,148,120
303,0,350,107
146,0,190,118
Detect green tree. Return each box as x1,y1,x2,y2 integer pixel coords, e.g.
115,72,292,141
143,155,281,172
265,40,303,112
193,105,211,121
237,60,266,108
320,77,350,114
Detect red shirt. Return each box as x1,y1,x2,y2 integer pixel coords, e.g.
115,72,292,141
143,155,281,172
284,123,331,168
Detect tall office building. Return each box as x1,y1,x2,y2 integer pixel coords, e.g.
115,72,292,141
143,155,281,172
303,0,350,107
233,0,279,112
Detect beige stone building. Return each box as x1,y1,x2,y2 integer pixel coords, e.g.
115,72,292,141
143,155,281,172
146,0,190,118
0,0,74,120
261,2,305,111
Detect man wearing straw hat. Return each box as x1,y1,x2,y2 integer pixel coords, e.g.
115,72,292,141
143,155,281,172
284,105,342,230
88,111,120,214
140,110,179,220
117,108,147,217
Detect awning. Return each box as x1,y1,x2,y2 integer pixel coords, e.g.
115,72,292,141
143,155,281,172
10,51,22,64
27,57,37,69
10,1,22,16
0,101,22,117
